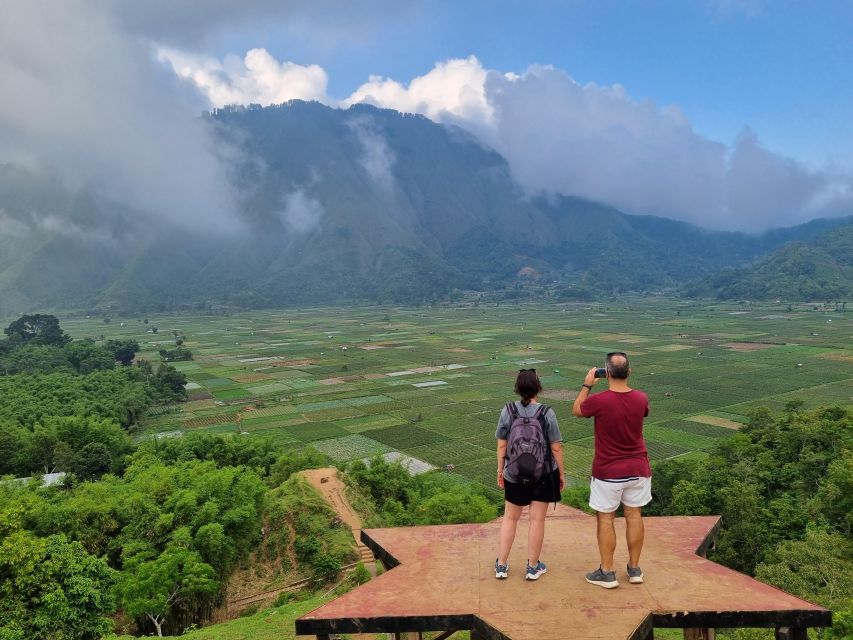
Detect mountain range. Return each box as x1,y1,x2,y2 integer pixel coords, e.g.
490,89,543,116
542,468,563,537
0,100,849,315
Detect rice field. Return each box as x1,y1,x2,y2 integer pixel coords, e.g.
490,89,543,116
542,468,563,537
62,298,853,497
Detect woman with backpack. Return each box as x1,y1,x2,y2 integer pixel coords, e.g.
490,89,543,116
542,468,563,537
495,369,565,580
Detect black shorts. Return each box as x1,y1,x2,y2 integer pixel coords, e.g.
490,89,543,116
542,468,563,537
504,470,561,506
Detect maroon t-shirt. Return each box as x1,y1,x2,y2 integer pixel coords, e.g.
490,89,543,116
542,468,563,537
580,389,652,479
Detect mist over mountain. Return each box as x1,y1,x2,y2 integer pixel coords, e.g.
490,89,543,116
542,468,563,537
0,101,849,316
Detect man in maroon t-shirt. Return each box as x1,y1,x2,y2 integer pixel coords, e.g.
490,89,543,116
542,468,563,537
572,351,651,589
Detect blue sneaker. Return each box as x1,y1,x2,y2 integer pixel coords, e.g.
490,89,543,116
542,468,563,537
495,559,509,579
525,560,547,581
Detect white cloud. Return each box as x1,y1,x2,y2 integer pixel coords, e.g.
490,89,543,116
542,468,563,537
159,48,328,107
347,117,397,194
342,56,852,232
2,0,846,237
0,1,408,232
0,211,30,238
344,55,494,125
0,2,239,231
33,214,114,243
280,189,323,233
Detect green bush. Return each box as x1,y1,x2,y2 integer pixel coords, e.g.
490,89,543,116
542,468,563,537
295,535,321,561
311,552,341,582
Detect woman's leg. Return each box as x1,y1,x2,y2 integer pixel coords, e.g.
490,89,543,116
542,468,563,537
498,501,524,564
527,500,549,565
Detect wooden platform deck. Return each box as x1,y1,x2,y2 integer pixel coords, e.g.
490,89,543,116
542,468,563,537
296,505,830,639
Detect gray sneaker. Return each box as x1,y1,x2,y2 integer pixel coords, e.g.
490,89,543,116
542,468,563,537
627,565,644,584
585,566,619,589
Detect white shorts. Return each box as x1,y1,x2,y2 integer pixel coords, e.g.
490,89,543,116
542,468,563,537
589,476,652,513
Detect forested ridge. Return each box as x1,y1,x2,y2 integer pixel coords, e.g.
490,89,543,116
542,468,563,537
685,224,853,302
1,104,850,315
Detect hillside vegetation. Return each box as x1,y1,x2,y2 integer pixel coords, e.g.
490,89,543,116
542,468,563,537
686,223,853,301
1,103,849,314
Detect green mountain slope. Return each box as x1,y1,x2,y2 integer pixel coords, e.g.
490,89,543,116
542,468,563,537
685,222,853,300
0,101,849,314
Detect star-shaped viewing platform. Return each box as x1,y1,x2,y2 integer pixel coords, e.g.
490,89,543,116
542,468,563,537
296,505,830,639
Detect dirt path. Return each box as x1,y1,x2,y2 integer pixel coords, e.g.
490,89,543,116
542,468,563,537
300,467,363,532
298,467,377,574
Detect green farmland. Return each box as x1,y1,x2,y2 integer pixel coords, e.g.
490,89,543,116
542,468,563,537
62,300,852,496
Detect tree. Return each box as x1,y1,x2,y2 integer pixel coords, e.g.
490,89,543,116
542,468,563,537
311,551,342,582
4,314,70,347
152,364,188,400
117,533,218,637
417,491,497,524
811,450,853,535
1,344,71,375
269,448,330,486
23,416,131,477
669,480,711,516
0,425,31,476
105,339,139,366
756,530,853,639
0,506,116,640
158,346,193,362
64,340,115,374
71,442,112,481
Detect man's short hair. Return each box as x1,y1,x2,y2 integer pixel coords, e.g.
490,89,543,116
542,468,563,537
606,351,630,379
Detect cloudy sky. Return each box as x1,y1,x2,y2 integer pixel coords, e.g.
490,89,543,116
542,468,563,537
1,0,851,232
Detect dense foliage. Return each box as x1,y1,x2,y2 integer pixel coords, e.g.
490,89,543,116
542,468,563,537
0,433,363,638
647,405,852,638
0,316,188,478
1,503,116,640
0,370,151,429
0,415,132,478
262,475,357,583
346,456,500,526
685,224,853,301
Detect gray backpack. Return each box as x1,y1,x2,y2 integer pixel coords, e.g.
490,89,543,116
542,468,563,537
505,402,551,487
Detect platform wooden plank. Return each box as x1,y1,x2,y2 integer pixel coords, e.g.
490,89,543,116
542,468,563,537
296,505,830,639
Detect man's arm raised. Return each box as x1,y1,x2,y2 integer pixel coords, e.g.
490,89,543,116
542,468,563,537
572,367,599,417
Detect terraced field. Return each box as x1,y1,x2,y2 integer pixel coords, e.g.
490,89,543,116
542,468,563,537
63,300,853,497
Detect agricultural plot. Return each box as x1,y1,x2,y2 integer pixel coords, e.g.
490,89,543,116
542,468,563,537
310,434,391,461
63,299,852,493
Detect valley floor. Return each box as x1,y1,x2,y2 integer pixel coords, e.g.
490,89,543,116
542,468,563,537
61,299,852,498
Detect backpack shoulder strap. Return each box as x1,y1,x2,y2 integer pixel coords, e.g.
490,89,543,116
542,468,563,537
534,404,552,448
506,401,520,420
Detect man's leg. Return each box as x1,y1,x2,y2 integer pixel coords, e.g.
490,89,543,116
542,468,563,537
624,505,644,568
596,510,617,572
527,500,549,565
498,502,523,564
587,478,621,587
